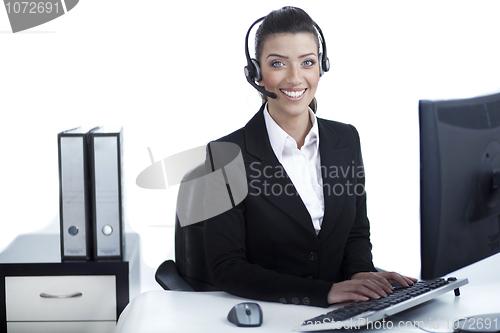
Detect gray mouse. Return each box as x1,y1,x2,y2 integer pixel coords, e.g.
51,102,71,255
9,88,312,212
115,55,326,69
227,302,263,327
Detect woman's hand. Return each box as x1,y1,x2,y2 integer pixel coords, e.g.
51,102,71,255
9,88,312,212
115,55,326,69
327,271,418,304
352,271,417,289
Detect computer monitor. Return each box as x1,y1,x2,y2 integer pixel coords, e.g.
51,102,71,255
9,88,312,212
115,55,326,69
419,92,500,280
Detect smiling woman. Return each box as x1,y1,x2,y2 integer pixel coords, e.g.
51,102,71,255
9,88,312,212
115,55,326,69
260,32,320,128
253,6,324,113
203,6,416,308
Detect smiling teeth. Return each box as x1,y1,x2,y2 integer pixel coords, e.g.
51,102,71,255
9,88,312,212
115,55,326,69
281,89,306,98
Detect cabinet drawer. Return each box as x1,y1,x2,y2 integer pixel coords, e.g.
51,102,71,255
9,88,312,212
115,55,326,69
5,275,116,321
7,321,116,333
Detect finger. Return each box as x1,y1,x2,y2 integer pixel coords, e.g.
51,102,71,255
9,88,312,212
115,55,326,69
329,283,371,303
388,272,412,287
375,272,407,287
371,278,393,295
401,275,417,286
340,292,370,302
407,276,419,283
392,273,417,286
363,272,393,293
373,274,395,293
333,281,384,301
340,284,380,301
355,280,388,299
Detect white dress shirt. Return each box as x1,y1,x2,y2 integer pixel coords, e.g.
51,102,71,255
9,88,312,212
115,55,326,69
263,104,325,234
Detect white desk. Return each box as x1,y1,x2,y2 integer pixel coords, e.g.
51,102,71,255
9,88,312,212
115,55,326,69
116,253,500,333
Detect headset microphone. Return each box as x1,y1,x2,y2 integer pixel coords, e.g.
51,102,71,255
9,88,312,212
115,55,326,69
244,73,278,99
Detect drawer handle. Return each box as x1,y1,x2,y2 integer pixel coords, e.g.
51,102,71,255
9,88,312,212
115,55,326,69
40,292,83,299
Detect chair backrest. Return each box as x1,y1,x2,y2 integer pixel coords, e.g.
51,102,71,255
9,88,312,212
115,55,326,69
174,163,218,291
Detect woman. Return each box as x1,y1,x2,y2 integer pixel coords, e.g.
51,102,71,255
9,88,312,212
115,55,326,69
203,6,416,308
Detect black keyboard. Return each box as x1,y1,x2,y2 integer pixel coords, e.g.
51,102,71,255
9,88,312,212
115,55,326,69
298,277,469,331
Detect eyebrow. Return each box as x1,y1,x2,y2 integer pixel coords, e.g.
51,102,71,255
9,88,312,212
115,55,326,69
267,53,287,59
266,53,317,59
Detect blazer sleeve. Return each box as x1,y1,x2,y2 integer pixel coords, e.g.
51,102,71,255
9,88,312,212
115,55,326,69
341,125,377,279
204,199,333,307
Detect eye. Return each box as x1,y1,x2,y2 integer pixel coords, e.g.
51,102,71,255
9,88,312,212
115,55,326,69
303,59,316,67
271,60,284,68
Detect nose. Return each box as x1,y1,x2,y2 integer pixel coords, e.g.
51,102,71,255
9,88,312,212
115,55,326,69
286,65,302,85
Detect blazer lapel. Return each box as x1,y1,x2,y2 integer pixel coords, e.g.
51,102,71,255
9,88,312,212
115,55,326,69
243,106,316,236
317,119,354,241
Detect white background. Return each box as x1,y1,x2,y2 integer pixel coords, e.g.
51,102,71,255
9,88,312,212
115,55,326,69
1,0,500,293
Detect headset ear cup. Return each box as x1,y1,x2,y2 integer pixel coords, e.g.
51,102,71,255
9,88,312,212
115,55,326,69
318,53,330,77
323,57,330,74
250,59,262,82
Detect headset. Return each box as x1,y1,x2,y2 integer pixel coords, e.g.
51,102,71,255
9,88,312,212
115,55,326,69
244,16,330,99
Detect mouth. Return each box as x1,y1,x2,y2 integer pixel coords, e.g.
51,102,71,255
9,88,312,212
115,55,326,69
280,88,307,100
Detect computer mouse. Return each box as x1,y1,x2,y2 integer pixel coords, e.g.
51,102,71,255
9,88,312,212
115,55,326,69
227,302,263,327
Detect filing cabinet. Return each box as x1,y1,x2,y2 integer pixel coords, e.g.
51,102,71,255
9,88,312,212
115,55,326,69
0,233,139,333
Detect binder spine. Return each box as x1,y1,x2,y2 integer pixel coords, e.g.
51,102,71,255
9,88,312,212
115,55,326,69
58,132,93,261
89,128,124,260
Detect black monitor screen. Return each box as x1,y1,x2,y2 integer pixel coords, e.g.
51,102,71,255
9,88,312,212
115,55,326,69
419,92,500,280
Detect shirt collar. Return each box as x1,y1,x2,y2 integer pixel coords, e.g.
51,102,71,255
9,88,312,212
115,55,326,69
263,103,320,161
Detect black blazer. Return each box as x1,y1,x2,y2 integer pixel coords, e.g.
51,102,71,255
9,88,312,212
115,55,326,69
204,105,376,308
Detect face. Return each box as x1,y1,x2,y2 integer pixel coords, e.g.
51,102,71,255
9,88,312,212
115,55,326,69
259,32,320,120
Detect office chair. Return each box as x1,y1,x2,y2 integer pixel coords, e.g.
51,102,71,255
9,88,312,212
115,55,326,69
155,163,219,292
